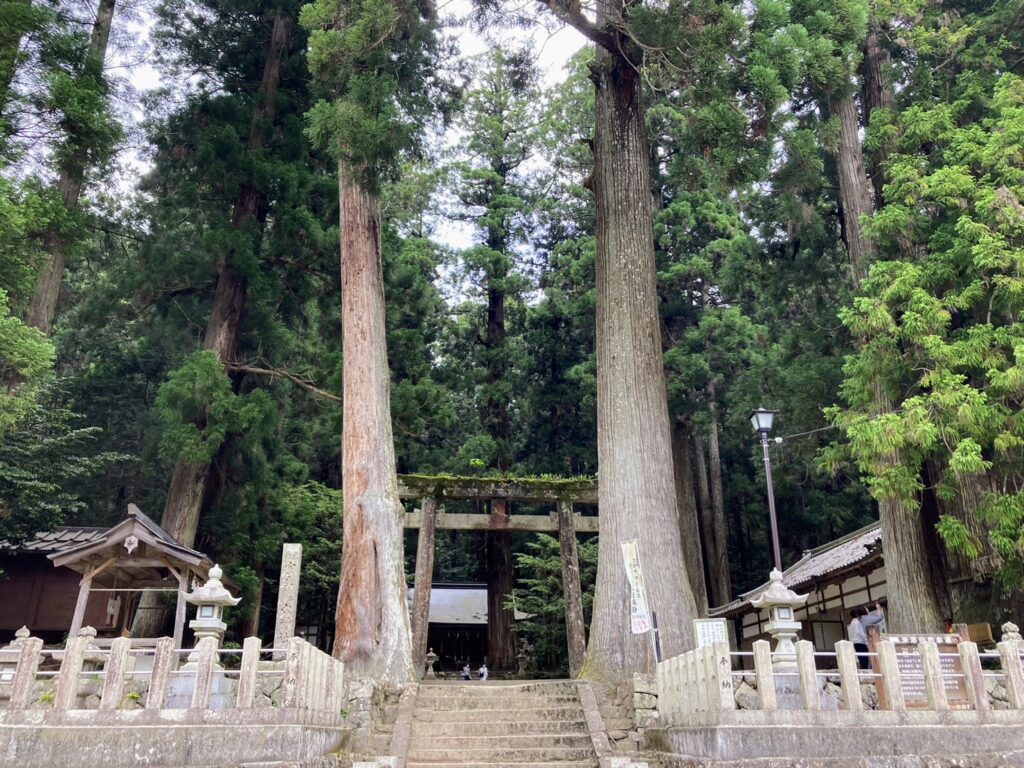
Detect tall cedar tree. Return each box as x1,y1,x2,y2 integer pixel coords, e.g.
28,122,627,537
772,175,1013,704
533,0,699,678
26,0,120,334
132,1,297,637
302,0,448,681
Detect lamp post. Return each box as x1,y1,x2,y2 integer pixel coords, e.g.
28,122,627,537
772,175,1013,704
750,407,782,572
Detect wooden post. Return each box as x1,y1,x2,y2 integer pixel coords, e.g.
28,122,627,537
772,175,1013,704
54,634,85,710
236,636,262,709
556,500,587,678
753,639,777,711
958,641,989,711
410,497,439,678
10,637,43,710
796,640,820,711
172,569,188,649
835,640,863,711
919,641,948,711
99,636,131,710
146,637,176,709
998,640,1024,710
68,576,92,640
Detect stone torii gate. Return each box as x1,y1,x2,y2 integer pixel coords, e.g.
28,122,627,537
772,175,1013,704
398,475,598,678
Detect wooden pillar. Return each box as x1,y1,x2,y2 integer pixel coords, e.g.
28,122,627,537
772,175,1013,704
173,569,188,649
556,500,586,678
68,576,92,640
411,497,439,678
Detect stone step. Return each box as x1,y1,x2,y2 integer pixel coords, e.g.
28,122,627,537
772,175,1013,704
406,763,597,768
412,706,586,723
414,695,582,710
407,763,597,768
413,688,577,700
410,719,588,737
407,747,597,763
407,734,593,751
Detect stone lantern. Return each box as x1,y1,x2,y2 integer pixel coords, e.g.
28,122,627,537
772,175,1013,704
424,648,438,679
750,568,808,674
184,564,241,667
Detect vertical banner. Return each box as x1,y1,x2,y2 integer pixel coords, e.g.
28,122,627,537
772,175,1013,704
621,539,652,634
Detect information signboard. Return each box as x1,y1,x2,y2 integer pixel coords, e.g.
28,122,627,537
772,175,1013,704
694,618,730,648
877,633,969,710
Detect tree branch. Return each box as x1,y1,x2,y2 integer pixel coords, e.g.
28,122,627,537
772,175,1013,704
537,0,617,51
227,363,342,403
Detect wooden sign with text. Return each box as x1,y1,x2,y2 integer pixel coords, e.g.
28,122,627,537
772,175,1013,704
876,633,970,710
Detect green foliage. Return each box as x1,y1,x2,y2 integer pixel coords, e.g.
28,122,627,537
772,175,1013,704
301,0,452,187
0,382,131,546
512,533,597,674
155,351,273,464
832,62,1024,584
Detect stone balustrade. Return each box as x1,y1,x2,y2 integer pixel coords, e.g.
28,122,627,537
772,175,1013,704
657,637,1024,727
0,632,343,714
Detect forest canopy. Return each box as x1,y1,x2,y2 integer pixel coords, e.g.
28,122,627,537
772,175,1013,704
1,0,1023,672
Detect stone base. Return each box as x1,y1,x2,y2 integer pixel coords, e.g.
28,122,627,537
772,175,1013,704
165,669,236,710
0,708,353,767
649,714,1024,767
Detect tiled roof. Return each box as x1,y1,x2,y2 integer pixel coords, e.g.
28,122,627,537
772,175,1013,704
16,527,107,554
710,522,882,618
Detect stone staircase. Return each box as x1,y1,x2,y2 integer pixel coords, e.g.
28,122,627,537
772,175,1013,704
407,680,599,768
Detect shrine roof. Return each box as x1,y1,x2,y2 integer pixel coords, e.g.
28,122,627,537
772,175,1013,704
709,522,882,619
48,504,210,573
16,526,107,554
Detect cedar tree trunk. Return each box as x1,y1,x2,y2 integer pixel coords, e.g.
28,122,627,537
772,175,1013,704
706,389,731,605
584,21,698,681
333,163,413,683
828,87,948,631
827,93,876,284
672,420,708,614
25,0,115,334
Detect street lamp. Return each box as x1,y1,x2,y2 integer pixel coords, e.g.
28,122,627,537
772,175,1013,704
750,407,782,572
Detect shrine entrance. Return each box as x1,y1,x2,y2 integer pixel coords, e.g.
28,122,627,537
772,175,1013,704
398,475,598,678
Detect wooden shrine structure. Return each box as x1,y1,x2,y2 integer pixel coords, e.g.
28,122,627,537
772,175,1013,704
48,504,214,648
398,475,598,677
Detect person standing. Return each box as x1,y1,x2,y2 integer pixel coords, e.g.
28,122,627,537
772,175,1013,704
848,607,871,670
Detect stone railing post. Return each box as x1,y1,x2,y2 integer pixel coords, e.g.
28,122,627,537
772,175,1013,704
919,641,948,712
958,641,989,711
190,636,218,710
53,632,87,710
835,640,863,711
753,639,776,711
283,636,306,709
877,640,906,712
146,637,176,710
236,636,262,709
9,637,43,710
997,640,1024,710
796,640,820,711
713,642,735,712
99,636,131,710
